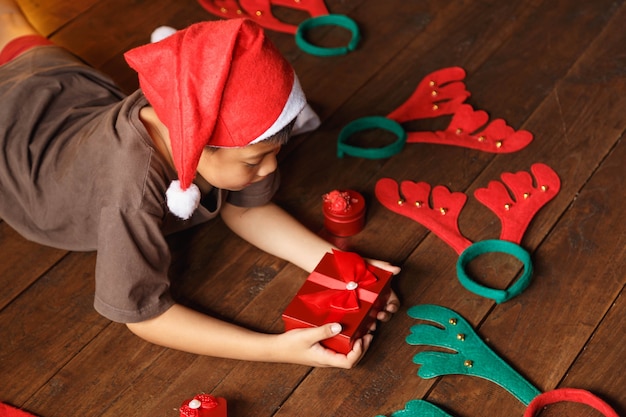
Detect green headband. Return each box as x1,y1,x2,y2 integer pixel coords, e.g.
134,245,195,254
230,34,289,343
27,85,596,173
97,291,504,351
296,14,361,56
457,239,533,304
337,116,407,159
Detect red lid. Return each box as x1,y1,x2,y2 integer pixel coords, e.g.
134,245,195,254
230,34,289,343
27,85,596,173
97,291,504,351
322,190,365,221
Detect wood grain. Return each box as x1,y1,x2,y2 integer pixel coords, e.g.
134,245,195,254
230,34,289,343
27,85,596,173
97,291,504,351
2,0,625,416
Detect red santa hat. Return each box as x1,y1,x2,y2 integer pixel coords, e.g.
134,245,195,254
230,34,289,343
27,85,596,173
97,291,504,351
124,18,306,219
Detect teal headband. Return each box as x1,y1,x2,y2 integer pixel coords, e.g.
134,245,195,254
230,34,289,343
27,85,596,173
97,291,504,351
457,239,533,304
337,116,407,159
295,14,361,56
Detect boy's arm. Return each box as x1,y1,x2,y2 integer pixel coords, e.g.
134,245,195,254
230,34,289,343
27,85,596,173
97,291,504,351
220,201,336,273
220,201,401,321
127,202,399,368
126,303,372,368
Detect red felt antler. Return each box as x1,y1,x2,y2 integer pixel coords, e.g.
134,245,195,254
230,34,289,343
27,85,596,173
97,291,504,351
474,163,560,243
386,67,533,154
197,0,246,19
198,0,330,34
375,179,473,254
387,66,470,122
375,164,560,253
402,104,534,153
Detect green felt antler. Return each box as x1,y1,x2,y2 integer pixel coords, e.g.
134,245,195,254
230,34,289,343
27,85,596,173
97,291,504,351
407,304,541,405
376,400,453,417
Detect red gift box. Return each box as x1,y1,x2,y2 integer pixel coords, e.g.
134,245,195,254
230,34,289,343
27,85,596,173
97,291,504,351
180,394,227,417
282,250,393,354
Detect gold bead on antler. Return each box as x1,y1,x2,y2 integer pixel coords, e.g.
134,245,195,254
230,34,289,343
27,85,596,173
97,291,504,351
457,333,466,341
397,199,405,206
415,201,423,208
449,318,458,325
439,207,447,215
504,203,512,211
464,360,474,368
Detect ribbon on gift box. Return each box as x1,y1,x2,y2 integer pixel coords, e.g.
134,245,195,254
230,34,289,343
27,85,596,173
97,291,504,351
298,250,379,311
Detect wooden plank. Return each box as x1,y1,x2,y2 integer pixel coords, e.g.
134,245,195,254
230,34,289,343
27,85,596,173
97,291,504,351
274,0,626,416
17,0,98,37
273,0,621,263
147,3,565,416
409,6,626,409
24,258,309,417
101,0,373,93
425,125,626,416
395,1,626,414
548,288,626,417
0,223,67,309
99,267,312,417
47,0,213,69
1,0,624,416
0,252,109,405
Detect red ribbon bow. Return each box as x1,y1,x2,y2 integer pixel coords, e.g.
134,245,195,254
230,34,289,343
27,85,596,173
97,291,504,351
180,394,218,417
299,250,378,311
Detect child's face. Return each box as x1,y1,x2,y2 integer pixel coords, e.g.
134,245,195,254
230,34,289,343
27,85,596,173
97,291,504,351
195,140,281,191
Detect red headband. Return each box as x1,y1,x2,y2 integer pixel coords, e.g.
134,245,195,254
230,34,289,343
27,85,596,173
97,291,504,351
524,389,620,417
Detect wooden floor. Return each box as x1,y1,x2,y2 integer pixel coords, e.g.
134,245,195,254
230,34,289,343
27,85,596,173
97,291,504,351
1,0,625,416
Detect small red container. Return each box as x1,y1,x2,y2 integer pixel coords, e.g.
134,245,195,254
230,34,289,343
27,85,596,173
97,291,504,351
322,190,366,237
180,394,227,417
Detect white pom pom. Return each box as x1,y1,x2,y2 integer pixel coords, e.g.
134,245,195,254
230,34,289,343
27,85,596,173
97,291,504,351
166,180,200,220
151,26,177,43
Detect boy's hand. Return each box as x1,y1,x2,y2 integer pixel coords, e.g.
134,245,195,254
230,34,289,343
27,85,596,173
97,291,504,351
276,323,373,369
275,258,400,369
364,259,401,323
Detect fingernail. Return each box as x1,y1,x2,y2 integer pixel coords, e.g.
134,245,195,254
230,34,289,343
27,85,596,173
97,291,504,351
330,323,342,334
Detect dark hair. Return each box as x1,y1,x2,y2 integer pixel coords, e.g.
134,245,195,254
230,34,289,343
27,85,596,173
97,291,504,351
205,119,295,152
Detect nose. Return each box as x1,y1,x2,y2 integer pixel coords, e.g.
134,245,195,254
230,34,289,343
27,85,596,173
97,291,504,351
256,153,278,177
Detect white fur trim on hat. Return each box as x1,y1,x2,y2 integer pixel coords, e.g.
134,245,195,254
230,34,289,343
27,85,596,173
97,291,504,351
166,180,201,220
249,74,307,145
292,103,321,136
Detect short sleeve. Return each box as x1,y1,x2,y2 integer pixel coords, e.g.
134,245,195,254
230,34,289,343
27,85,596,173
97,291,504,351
94,206,175,323
226,170,281,207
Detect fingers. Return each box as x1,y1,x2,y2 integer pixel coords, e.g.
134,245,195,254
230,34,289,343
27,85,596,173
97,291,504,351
300,323,373,369
377,290,401,322
342,334,373,369
365,258,402,275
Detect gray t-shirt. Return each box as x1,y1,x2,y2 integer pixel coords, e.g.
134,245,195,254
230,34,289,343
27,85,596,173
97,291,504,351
0,46,279,322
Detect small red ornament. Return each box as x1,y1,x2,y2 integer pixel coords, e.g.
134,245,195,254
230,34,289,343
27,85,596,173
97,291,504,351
322,190,366,237
179,394,227,417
